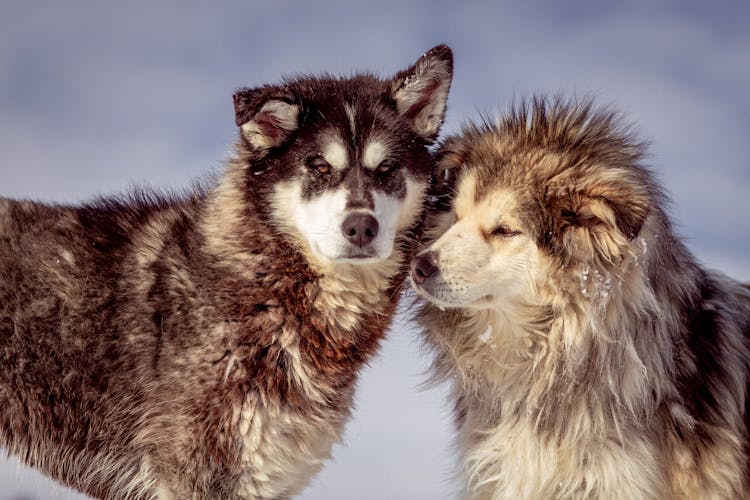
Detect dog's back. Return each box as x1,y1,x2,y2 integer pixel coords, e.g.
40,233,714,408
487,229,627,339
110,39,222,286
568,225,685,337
0,196,193,496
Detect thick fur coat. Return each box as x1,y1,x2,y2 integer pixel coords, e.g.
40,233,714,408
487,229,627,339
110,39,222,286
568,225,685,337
412,97,750,499
0,46,453,498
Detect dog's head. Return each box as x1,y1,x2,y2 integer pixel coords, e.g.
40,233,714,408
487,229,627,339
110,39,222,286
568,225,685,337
412,97,655,310
231,45,453,266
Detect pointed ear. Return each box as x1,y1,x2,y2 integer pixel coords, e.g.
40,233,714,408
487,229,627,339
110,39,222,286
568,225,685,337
233,90,300,151
390,44,453,140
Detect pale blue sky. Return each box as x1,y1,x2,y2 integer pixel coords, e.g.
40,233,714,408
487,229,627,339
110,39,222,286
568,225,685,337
1,1,748,499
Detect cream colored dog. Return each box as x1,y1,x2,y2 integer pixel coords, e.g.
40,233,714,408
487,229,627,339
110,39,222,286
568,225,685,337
411,97,750,499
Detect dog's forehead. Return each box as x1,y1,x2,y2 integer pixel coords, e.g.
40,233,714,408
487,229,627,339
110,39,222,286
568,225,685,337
480,188,524,225
311,101,396,167
455,170,524,223
454,171,479,216
314,128,392,170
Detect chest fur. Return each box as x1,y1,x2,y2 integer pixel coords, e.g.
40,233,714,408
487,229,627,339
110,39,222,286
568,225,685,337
215,273,398,497
232,392,349,498
458,408,666,500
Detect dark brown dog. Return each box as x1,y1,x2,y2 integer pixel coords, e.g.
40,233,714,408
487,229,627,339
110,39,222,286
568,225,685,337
0,45,453,499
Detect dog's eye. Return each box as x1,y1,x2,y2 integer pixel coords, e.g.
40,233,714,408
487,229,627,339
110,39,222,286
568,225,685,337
490,225,521,237
306,156,332,175
375,160,399,174
561,209,577,222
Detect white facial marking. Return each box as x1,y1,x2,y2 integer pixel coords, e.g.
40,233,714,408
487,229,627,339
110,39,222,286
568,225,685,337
323,140,348,171
398,177,427,229
363,140,388,169
370,177,426,259
293,186,348,257
344,102,357,138
272,176,425,265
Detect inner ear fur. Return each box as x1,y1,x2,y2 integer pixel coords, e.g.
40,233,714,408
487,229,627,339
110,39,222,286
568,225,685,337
548,177,650,263
233,89,301,152
390,44,453,140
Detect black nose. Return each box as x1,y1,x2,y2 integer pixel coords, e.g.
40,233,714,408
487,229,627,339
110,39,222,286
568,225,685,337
342,213,379,247
411,252,438,285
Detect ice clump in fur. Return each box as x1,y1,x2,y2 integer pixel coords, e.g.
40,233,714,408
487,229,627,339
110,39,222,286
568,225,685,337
639,237,648,257
592,268,611,301
478,324,496,349
580,266,590,296
478,324,493,343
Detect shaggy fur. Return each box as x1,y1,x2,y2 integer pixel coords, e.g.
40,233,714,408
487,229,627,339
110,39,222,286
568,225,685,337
0,45,453,499
411,97,750,499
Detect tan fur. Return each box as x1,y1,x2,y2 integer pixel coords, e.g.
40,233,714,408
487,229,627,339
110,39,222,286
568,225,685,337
413,97,750,499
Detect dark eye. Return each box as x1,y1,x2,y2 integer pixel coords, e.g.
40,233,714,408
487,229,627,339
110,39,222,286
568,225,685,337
490,225,521,237
306,156,331,175
561,209,577,221
375,160,399,174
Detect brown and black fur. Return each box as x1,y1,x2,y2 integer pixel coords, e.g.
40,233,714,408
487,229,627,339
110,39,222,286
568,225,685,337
0,45,453,499
413,97,750,499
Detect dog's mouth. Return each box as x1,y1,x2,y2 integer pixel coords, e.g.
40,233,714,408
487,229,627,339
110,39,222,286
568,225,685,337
330,245,386,264
410,278,437,299
344,247,378,258
346,253,375,259
339,252,380,262
410,272,495,310
410,276,460,309
413,285,495,311
304,219,400,266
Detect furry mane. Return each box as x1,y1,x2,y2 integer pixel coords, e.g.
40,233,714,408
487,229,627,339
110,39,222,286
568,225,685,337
414,96,750,499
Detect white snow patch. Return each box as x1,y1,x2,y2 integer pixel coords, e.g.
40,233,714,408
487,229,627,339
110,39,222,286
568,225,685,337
580,266,590,296
478,324,494,346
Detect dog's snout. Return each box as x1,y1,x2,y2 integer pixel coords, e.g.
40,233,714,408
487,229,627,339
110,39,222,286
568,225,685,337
411,252,439,285
342,213,379,247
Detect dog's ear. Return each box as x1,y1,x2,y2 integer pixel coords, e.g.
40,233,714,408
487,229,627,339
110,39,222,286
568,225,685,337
548,169,650,262
390,44,453,140
233,89,300,151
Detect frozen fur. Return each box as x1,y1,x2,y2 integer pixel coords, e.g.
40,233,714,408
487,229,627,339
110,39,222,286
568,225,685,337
0,46,453,499
412,97,750,499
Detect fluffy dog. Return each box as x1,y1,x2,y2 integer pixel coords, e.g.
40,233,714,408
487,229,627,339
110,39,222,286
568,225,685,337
411,97,750,499
0,45,453,499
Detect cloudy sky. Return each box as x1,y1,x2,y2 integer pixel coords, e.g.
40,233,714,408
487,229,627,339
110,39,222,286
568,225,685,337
0,1,748,499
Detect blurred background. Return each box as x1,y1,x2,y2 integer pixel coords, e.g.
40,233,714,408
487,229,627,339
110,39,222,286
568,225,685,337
0,1,748,499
